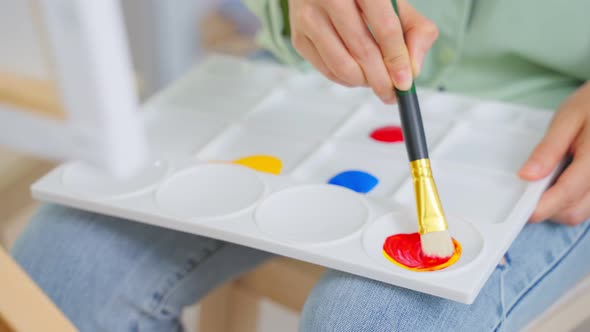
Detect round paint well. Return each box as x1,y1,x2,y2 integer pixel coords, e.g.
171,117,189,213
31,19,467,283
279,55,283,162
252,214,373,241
156,164,265,220
382,233,462,272
255,184,368,245
61,160,167,199
370,126,404,143
327,170,379,194
362,211,483,273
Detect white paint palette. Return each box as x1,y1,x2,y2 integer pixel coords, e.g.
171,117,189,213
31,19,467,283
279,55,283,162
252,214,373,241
32,55,560,303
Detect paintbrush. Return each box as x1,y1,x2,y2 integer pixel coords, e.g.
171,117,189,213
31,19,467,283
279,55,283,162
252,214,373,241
391,0,454,258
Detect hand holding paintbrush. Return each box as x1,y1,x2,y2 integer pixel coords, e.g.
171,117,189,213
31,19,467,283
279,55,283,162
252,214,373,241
287,0,454,258
391,0,454,258
286,0,439,105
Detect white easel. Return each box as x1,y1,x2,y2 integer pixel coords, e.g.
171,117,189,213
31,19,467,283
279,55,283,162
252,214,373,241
0,0,146,177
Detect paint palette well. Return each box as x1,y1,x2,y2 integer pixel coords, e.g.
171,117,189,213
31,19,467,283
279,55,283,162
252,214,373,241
393,160,528,224
255,185,368,244
197,125,317,173
243,89,357,139
156,164,265,220
61,160,167,200
334,101,449,149
433,123,542,173
362,212,484,272
291,142,408,197
32,55,560,304
148,56,289,118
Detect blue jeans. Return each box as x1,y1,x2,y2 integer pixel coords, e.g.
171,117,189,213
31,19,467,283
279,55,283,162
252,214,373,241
11,204,590,331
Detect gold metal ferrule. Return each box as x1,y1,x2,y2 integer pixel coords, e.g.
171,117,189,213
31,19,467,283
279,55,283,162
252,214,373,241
410,159,448,234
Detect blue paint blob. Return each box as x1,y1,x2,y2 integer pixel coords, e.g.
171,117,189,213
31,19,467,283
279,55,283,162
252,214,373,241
328,170,379,194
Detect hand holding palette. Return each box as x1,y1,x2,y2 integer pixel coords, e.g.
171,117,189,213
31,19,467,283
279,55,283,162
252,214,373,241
32,55,560,303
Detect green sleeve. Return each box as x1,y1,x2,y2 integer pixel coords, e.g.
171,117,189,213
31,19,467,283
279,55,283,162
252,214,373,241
242,0,306,67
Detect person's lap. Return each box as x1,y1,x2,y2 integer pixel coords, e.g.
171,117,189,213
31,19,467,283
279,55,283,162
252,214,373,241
11,204,273,331
11,204,590,332
301,219,590,331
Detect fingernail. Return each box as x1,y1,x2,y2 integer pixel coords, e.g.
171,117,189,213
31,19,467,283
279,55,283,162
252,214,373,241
521,161,543,176
381,95,396,104
394,68,412,91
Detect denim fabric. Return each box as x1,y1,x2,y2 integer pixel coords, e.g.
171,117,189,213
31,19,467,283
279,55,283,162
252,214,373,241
11,204,590,331
300,221,590,332
11,204,273,331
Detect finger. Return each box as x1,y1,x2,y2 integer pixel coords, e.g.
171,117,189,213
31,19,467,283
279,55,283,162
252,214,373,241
295,8,367,87
292,34,353,87
324,2,396,102
552,188,590,226
396,0,438,76
530,139,590,221
356,0,413,89
518,109,584,181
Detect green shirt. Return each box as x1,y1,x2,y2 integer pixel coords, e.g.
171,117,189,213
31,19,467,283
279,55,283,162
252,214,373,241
244,0,589,109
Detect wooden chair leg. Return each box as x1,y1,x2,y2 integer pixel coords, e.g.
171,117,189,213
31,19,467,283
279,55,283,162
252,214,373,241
235,258,324,312
0,248,77,332
199,283,234,332
199,281,261,332
227,286,259,332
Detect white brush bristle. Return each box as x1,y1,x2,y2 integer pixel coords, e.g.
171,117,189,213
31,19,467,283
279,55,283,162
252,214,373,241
420,230,454,258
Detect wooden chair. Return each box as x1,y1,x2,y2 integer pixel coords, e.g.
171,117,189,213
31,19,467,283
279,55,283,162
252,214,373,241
0,145,69,332
0,13,74,327
198,258,324,332
0,248,77,332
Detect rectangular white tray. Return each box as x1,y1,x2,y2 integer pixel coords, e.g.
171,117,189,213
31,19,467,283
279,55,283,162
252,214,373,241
32,55,560,303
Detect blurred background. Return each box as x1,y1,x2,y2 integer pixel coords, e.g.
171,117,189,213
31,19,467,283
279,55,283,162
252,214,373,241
0,1,304,331
0,1,588,332
0,0,261,249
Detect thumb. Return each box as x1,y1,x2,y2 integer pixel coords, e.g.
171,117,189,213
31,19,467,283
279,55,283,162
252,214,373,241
519,110,581,181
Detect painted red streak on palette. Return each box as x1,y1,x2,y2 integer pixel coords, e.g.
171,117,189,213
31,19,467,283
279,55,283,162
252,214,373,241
370,126,404,143
383,233,461,272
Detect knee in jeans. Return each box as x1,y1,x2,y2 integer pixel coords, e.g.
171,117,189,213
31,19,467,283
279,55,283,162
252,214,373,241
300,270,466,332
300,271,414,331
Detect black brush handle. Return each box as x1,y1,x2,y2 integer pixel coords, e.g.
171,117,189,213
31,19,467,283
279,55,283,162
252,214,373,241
391,0,429,161
397,85,429,161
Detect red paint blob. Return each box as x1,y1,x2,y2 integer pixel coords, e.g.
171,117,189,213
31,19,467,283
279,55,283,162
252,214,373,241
370,126,404,143
382,233,461,272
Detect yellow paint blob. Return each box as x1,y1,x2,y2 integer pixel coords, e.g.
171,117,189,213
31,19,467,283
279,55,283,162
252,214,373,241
232,155,283,175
